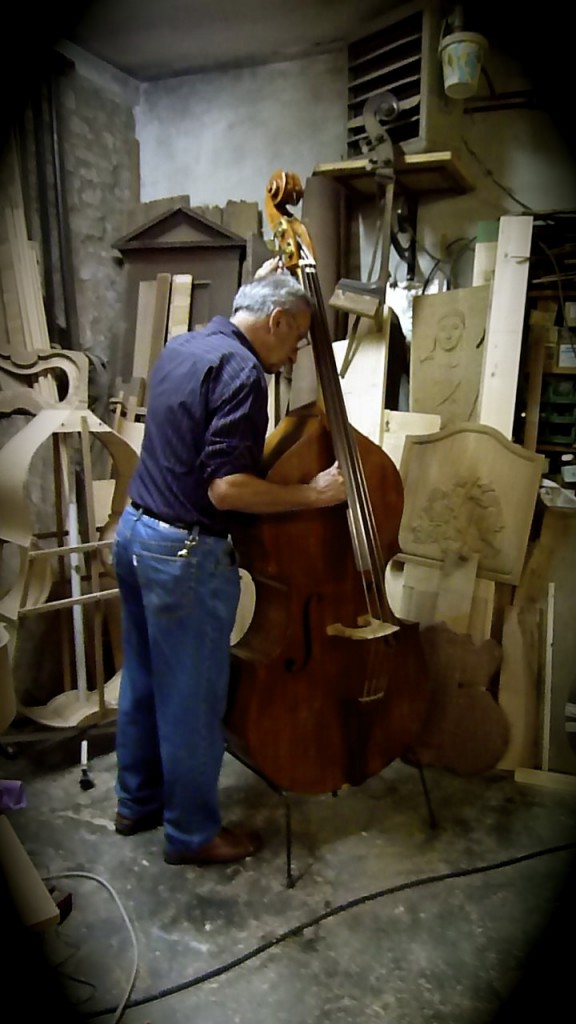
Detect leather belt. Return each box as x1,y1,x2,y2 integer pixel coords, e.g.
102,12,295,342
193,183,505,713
130,501,228,539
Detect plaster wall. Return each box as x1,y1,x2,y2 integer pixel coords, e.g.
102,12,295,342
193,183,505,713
136,52,348,209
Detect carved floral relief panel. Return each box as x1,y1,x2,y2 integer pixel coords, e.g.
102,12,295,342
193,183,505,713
399,424,545,583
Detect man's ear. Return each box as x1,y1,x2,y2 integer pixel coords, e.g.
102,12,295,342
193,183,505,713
269,307,284,332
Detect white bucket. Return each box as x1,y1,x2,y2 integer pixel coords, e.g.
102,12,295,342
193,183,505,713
438,31,487,99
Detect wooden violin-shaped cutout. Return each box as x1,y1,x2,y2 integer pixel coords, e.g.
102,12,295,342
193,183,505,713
225,170,430,795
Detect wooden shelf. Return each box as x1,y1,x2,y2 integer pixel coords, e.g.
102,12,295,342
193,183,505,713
528,289,576,298
312,151,475,198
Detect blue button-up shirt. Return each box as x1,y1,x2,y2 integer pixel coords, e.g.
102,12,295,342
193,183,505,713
129,316,269,533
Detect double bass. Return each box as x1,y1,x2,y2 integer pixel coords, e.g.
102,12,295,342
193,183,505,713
225,170,429,794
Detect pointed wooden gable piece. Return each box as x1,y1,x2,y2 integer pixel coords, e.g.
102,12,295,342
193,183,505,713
113,205,247,253
111,205,247,384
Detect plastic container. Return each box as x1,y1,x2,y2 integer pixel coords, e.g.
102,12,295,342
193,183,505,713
438,31,488,99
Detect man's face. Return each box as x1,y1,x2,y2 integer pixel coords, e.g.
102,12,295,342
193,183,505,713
264,307,311,373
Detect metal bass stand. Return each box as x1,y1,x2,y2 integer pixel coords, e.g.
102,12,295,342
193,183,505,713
226,745,437,890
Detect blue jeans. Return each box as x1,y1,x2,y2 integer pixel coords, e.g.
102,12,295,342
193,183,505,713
113,503,240,854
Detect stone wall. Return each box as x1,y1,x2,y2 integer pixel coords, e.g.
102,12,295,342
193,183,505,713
5,54,139,418
56,65,138,407
0,56,139,707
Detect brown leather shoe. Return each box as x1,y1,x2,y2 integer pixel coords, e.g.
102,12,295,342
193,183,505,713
164,827,263,866
115,808,163,836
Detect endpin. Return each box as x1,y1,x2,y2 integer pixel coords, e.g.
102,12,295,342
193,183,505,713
79,739,95,791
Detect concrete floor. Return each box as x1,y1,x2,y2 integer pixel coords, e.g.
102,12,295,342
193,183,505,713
2,730,576,1024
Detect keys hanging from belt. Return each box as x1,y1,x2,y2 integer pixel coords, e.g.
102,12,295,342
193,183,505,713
177,534,198,558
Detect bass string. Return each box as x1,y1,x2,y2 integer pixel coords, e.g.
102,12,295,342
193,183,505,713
297,261,391,699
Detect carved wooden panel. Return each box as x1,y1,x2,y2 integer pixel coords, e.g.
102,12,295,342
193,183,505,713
399,424,545,584
410,285,490,428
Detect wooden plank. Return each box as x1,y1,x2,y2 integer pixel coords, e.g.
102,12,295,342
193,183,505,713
398,556,494,643
497,604,540,771
52,433,73,693
333,316,389,445
147,272,172,377
26,239,51,351
117,419,145,452
5,207,50,350
523,325,547,450
0,623,16,731
3,203,55,403
63,433,89,703
330,284,383,319
166,274,193,341
27,538,114,560
434,552,479,634
498,501,576,772
514,767,576,792
131,279,157,379
542,582,555,772
0,817,59,931
242,232,273,284
0,271,8,349
192,204,224,225
222,200,260,239
400,560,438,626
472,242,498,287
80,416,105,718
468,578,495,644
477,215,533,438
381,410,441,470
18,588,120,616
287,344,316,413
4,207,33,352
124,393,138,423
267,364,291,430
545,512,576,774
0,133,25,212
1,266,25,349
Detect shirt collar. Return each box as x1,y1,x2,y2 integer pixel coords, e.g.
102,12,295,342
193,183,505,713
209,315,261,363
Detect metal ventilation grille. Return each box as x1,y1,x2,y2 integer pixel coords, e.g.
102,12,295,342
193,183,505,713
347,9,424,157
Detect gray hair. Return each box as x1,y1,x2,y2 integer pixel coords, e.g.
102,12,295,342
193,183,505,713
232,271,312,319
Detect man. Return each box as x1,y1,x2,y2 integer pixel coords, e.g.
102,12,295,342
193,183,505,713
113,265,346,866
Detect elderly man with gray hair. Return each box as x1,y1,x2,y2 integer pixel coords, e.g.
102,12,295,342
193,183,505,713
112,259,346,869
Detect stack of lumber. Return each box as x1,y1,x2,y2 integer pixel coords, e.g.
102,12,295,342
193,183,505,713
0,137,56,403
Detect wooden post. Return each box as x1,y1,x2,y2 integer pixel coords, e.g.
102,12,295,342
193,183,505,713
80,416,106,718
477,215,533,438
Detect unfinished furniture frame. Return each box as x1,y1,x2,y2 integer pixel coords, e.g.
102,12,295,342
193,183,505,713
0,407,138,729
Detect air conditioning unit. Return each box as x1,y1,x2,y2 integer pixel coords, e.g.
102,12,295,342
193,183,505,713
346,0,462,158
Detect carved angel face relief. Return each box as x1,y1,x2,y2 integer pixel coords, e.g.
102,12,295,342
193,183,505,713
410,477,505,560
435,310,466,352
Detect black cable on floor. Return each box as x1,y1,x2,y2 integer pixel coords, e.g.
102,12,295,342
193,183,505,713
86,838,576,1019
